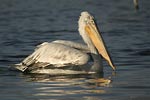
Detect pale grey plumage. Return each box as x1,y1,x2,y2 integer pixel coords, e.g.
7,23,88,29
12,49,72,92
14,40,91,73
52,40,90,53
24,41,89,67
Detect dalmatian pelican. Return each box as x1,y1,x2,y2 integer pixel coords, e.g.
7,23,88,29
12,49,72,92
13,11,116,75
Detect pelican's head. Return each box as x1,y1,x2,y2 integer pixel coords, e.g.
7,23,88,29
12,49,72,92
78,11,116,70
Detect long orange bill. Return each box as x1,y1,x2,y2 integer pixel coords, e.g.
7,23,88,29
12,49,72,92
85,22,116,70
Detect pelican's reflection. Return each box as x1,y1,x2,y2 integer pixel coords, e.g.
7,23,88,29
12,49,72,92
23,72,113,87
20,73,115,99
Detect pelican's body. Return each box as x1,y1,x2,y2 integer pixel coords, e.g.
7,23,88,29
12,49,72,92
13,11,115,75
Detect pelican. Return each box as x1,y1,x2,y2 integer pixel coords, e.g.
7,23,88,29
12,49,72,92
13,11,116,75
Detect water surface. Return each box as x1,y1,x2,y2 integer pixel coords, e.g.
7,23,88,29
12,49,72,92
0,0,150,100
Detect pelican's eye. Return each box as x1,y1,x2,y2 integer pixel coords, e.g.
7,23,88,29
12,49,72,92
84,18,88,23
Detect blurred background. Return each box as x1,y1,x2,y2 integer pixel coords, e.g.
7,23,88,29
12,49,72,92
0,0,150,100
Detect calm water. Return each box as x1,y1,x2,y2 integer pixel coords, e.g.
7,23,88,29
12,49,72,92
0,0,150,100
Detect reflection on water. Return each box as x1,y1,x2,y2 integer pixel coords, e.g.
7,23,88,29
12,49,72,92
0,0,150,100
26,74,111,97
0,71,112,100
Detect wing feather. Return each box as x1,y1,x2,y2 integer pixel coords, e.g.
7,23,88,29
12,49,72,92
15,42,89,72
52,40,90,53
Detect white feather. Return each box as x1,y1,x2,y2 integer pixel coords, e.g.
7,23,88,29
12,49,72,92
22,42,89,67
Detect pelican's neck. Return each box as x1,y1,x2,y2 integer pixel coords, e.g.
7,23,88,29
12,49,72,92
79,25,103,73
78,22,97,54
89,46,103,73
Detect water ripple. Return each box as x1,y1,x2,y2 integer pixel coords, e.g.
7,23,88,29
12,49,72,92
0,0,150,100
